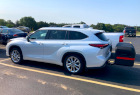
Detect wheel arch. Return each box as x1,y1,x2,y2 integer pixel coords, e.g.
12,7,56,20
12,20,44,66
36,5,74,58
62,52,86,66
9,45,23,56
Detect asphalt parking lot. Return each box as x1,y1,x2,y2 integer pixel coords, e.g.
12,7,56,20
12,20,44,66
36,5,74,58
0,37,140,95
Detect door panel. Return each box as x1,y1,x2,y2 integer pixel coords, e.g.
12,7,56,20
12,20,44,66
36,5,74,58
23,40,44,62
43,30,69,65
22,30,48,61
43,40,69,65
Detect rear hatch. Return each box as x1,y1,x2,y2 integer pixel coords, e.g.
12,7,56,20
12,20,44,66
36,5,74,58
94,32,112,57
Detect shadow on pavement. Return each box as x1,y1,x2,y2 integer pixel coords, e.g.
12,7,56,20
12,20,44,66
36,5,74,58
0,49,8,58
18,53,140,87
1,41,140,87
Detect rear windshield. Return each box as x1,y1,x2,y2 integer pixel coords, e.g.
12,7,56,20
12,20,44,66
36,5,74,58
125,27,135,30
95,33,108,41
10,29,24,33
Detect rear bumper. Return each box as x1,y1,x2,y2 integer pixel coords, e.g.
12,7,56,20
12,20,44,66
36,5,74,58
125,33,136,35
85,46,112,68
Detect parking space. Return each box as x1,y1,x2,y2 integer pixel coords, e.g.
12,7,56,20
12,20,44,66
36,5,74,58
0,37,140,95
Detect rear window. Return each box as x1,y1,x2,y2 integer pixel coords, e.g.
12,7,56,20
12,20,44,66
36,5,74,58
125,27,135,30
95,33,108,41
73,26,80,28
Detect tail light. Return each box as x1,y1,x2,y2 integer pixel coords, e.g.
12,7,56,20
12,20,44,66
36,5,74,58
89,44,109,48
119,35,124,42
13,34,18,37
124,30,126,33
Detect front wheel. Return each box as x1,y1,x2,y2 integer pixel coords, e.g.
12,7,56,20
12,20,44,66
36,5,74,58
10,48,23,64
64,55,85,74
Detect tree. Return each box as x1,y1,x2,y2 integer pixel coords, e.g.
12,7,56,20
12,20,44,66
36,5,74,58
49,22,57,27
105,24,114,32
0,19,6,26
90,24,96,29
79,21,86,24
6,20,15,28
15,20,20,27
19,16,37,30
95,23,106,30
113,24,126,32
37,21,49,29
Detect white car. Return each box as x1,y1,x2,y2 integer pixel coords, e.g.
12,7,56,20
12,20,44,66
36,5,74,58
63,24,90,28
6,27,112,74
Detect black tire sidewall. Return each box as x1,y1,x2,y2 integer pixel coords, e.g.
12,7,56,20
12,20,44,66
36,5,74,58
64,54,85,74
10,48,23,64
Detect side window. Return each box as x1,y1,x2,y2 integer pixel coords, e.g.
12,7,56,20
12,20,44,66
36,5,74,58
73,26,80,28
1,29,8,33
48,30,66,40
30,30,48,39
69,31,88,40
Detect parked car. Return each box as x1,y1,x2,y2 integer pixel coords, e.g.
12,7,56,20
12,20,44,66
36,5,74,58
0,28,27,44
6,27,123,74
63,24,90,28
17,26,31,33
0,26,8,28
123,27,136,37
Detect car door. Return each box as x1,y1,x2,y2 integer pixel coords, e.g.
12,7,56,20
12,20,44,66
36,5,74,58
23,30,48,62
43,30,69,65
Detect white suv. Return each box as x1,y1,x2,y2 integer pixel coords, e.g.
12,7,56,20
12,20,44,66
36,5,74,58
6,27,112,74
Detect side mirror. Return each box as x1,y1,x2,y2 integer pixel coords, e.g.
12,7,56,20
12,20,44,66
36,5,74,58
26,36,30,42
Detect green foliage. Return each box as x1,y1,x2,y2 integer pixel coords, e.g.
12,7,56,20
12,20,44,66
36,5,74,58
90,23,128,32
37,21,49,29
15,20,20,27
90,24,96,28
78,21,86,24
105,24,114,32
19,16,37,30
0,17,140,32
112,24,126,32
94,23,106,30
6,20,15,28
137,27,140,31
0,19,6,26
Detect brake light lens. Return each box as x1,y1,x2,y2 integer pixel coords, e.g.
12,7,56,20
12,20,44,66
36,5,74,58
119,35,124,42
89,44,109,48
124,30,126,33
13,34,18,37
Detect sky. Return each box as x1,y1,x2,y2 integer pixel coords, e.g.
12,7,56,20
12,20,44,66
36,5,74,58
0,0,140,26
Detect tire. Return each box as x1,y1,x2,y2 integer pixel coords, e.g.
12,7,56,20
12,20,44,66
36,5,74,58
63,54,85,74
134,35,136,37
10,48,23,64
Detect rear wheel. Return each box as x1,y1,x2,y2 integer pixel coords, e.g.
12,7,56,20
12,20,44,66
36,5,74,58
10,48,23,64
134,35,136,37
64,54,85,74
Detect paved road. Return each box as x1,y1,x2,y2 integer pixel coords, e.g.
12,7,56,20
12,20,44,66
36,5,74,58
0,37,140,95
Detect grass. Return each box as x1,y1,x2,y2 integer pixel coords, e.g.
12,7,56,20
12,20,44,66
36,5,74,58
136,31,140,36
